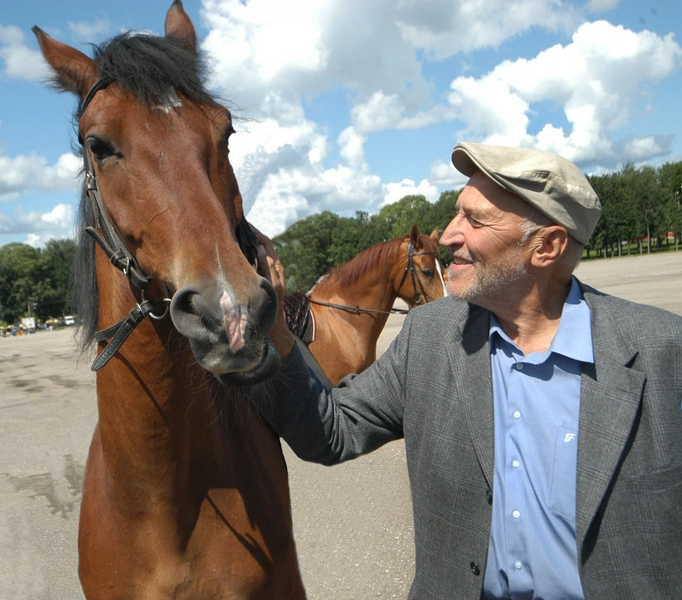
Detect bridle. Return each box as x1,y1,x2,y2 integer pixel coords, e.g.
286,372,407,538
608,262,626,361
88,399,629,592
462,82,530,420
78,78,260,371
308,241,439,316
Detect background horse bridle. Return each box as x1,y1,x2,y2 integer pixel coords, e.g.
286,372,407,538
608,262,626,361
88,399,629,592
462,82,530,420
308,241,440,316
79,78,260,371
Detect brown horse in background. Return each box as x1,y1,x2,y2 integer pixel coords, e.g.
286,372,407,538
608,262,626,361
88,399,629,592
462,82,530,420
34,2,304,598
296,225,445,385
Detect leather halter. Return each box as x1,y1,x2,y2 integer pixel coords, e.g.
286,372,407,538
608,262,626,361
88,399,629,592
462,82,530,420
396,240,439,307
308,241,439,316
79,78,260,371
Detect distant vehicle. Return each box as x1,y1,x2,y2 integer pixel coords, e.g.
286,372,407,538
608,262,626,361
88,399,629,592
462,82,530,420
63,316,76,326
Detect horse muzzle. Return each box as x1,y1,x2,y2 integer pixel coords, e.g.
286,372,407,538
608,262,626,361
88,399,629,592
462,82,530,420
169,278,280,385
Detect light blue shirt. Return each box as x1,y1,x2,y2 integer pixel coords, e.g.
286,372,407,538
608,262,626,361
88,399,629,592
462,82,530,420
482,277,594,599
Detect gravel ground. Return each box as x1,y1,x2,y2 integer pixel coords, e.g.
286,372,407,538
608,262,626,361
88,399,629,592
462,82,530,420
0,251,680,600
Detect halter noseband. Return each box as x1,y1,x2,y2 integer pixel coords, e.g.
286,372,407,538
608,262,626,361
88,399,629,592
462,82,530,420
79,79,259,371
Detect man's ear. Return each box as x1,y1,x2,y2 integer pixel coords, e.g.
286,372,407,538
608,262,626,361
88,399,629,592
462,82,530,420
529,226,569,267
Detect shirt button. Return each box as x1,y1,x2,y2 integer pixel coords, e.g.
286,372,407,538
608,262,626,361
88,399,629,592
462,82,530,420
515,363,524,370
514,560,523,570
513,410,521,419
512,509,521,519
470,562,481,576
512,459,520,468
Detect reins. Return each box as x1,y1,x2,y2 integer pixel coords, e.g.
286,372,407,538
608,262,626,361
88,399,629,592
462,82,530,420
78,78,259,372
309,241,439,316
308,297,410,316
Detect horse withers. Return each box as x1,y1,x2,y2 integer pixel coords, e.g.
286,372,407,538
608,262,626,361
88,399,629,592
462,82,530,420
34,2,304,598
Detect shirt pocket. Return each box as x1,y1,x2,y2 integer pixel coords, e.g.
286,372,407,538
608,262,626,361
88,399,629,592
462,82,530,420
549,425,578,525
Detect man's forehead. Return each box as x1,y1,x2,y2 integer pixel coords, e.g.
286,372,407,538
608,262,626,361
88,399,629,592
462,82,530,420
460,172,530,217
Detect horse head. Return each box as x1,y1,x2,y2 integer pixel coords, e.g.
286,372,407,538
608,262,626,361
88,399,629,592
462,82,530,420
33,1,279,386
395,224,446,307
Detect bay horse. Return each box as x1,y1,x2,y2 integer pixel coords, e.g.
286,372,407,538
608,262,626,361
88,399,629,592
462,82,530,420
34,2,304,598
289,225,445,386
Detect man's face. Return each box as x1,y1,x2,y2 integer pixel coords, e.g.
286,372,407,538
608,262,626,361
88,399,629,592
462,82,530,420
439,171,532,307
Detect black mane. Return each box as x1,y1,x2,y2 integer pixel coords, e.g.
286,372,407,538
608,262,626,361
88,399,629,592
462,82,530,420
71,32,214,350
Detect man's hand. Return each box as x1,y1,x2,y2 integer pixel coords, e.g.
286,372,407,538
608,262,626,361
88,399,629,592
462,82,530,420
252,226,296,359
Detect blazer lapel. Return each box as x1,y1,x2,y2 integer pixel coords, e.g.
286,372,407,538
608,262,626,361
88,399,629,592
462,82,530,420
451,304,495,490
576,286,646,551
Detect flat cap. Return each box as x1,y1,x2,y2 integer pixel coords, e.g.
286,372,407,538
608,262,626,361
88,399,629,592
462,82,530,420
451,142,601,244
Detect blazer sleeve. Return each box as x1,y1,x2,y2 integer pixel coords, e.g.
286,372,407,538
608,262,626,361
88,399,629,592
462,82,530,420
249,309,416,465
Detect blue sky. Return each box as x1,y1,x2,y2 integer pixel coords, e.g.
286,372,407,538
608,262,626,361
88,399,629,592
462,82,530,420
1,0,681,246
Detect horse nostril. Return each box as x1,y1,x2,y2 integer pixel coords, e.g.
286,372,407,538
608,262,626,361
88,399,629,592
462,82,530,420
170,287,220,343
171,288,197,316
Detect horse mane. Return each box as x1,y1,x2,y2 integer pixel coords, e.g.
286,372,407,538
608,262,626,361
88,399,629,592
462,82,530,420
316,237,405,291
70,32,215,351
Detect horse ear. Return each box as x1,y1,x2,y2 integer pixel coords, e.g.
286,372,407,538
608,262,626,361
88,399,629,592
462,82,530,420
429,226,440,241
165,0,197,52
409,223,421,247
32,27,97,97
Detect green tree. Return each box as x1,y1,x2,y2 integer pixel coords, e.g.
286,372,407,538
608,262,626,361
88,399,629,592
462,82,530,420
0,243,42,324
275,211,341,293
35,238,76,320
378,195,434,239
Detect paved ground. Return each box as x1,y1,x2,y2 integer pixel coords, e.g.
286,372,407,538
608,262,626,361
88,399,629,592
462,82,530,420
0,251,680,599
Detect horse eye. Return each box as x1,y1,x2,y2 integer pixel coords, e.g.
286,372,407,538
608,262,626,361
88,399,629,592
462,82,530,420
86,137,115,162
421,269,434,278
224,125,236,146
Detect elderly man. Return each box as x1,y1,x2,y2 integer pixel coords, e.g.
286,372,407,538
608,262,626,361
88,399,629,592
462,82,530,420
252,143,682,599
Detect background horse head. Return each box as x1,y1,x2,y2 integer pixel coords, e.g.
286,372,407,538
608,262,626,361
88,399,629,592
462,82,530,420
34,2,304,598
302,224,445,385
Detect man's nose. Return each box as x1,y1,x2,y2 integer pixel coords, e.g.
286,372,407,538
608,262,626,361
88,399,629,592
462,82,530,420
439,217,464,247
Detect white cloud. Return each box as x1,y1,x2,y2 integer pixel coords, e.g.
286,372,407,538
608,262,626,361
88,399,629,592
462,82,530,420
67,18,112,41
446,20,682,166
395,0,581,59
0,152,81,200
382,178,439,208
0,203,74,247
587,0,622,13
0,24,50,81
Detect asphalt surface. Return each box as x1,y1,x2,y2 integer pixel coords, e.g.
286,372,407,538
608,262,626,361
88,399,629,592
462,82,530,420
1,251,680,599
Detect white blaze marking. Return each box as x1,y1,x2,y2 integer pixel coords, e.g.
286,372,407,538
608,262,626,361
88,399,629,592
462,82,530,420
435,260,447,296
220,291,247,352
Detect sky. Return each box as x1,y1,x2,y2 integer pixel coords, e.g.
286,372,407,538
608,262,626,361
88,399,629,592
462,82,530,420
1,0,681,247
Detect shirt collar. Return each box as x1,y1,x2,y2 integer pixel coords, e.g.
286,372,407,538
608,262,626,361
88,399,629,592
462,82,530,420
489,276,594,363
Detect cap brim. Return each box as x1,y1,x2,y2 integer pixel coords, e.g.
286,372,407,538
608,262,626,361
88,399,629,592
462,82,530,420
451,147,478,178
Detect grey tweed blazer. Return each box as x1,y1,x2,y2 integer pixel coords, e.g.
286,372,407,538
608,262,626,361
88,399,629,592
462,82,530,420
253,281,682,599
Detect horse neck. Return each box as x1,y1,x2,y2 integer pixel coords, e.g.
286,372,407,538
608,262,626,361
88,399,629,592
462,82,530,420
93,259,230,494
309,260,399,357
312,258,400,313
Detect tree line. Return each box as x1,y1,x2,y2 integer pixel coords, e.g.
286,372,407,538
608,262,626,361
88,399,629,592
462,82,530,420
277,161,682,293
1,160,680,324
0,239,75,326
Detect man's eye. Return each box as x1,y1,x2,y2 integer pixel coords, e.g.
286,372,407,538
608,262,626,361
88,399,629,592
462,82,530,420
468,217,482,227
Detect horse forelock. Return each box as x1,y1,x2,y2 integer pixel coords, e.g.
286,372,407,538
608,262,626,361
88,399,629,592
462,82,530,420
85,32,213,115
419,232,439,255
